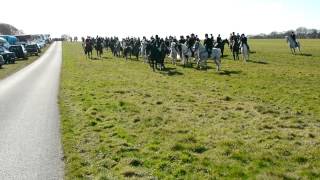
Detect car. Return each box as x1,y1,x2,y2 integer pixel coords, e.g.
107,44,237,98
9,45,28,59
0,46,16,64
25,44,41,56
0,55,4,68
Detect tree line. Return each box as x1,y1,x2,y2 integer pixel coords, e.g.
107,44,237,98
0,23,23,35
249,27,320,39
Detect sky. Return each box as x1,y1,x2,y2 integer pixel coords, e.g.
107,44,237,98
1,0,319,39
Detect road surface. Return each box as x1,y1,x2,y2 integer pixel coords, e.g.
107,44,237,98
0,42,64,179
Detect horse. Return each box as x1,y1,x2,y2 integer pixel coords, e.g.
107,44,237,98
193,41,222,71
215,39,229,57
131,42,140,60
140,40,148,63
177,43,192,67
113,41,121,57
240,43,249,62
286,36,301,54
157,42,167,70
146,42,166,71
169,42,179,65
84,41,93,59
231,40,240,60
122,42,132,60
95,38,103,58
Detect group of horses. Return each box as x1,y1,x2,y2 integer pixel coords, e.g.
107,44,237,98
81,35,252,72
80,33,303,73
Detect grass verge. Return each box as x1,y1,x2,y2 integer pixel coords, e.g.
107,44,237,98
0,45,50,79
60,40,320,179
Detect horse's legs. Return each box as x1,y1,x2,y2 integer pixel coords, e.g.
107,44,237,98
232,51,236,60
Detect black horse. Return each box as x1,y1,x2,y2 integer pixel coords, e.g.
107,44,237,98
84,39,93,59
131,42,140,60
123,44,132,60
95,38,103,58
231,40,240,60
146,41,167,71
215,39,229,57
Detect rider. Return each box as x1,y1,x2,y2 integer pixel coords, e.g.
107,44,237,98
188,34,196,57
290,32,298,46
178,35,186,44
240,34,250,51
204,34,213,57
216,34,222,45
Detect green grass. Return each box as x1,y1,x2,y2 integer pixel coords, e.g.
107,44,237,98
0,46,49,79
60,39,320,179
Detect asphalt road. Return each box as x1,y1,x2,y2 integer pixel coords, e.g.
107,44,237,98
0,42,64,179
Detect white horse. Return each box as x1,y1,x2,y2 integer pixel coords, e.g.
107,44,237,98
140,40,148,63
193,41,222,71
177,43,192,67
240,43,249,62
286,36,301,54
169,42,178,65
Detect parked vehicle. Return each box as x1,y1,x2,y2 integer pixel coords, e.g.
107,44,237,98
0,35,17,45
0,46,16,64
25,44,41,56
9,45,28,59
0,37,10,48
0,55,4,68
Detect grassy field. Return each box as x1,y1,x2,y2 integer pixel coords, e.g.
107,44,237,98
60,39,320,179
0,45,49,79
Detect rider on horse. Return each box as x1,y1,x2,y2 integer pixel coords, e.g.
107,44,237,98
216,34,222,45
187,34,196,57
290,32,298,47
204,34,214,58
240,34,250,51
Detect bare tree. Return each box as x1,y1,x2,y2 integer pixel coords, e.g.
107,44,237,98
0,23,21,35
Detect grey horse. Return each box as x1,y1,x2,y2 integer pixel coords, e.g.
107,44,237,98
286,36,301,54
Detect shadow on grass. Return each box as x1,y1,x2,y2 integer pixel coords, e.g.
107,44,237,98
247,60,269,64
218,70,242,76
102,56,112,60
299,53,312,57
158,67,184,76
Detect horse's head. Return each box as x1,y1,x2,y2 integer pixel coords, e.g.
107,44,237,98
193,41,200,52
224,39,230,45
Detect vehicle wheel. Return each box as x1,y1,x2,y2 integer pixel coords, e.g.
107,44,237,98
36,53,39,56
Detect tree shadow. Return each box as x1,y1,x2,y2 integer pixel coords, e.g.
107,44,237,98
218,70,242,76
